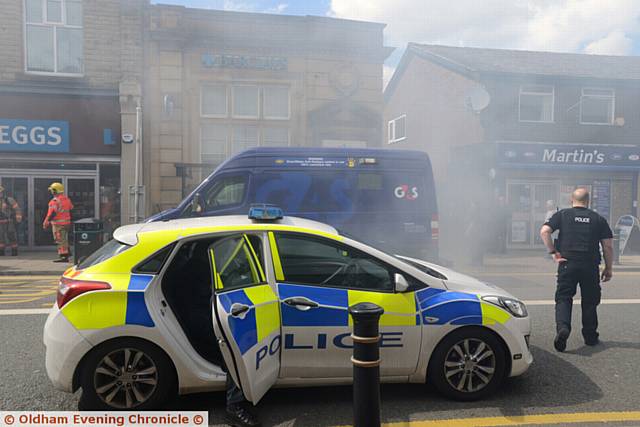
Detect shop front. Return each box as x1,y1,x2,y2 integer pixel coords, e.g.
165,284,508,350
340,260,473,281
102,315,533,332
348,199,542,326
0,92,121,250
497,141,638,248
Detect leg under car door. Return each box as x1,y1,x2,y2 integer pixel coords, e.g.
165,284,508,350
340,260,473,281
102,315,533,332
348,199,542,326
209,234,281,405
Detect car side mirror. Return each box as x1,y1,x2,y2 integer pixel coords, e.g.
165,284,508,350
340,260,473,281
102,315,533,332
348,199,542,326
395,273,410,293
191,193,204,215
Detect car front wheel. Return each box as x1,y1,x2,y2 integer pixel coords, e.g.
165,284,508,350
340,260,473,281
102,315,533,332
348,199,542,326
428,327,507,401
78,338,176,410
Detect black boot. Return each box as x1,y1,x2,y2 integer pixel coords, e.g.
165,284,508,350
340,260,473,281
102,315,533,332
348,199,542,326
225,403,261,427
53,255,70,263
10,247,17,256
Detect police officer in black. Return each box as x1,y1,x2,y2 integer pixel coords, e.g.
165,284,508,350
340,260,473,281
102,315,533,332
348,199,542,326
540,188,613,352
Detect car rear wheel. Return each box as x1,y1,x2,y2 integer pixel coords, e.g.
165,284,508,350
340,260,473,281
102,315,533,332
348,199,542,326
78,338,176,410
428,327,507,401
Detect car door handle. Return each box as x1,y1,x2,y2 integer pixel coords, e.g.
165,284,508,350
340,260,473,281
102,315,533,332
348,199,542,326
282,297,319,311
230,303,250,318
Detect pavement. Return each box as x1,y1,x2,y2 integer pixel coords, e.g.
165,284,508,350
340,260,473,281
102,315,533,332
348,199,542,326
2,249,640,276
0,251,71,276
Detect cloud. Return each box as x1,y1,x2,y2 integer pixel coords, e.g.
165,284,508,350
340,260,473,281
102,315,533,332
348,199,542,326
584,30,634,55
265,3,288,14
330,0,640,55
222,0,287,14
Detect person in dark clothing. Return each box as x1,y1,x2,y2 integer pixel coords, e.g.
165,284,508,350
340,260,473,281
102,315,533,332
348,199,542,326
539,188,613,352
165,241,260,427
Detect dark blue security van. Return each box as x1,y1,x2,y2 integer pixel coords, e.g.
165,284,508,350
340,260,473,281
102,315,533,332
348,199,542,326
147,147,439,259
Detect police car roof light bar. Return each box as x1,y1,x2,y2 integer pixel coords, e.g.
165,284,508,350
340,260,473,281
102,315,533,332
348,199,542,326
248,204,284,221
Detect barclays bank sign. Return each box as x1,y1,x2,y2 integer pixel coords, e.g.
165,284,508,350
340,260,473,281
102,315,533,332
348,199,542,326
0,119,69,153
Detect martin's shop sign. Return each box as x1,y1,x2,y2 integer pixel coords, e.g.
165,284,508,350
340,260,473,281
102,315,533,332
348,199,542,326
497,142,640,170
0,119,69,153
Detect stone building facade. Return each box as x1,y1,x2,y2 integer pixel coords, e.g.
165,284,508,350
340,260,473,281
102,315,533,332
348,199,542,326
139,5,392,215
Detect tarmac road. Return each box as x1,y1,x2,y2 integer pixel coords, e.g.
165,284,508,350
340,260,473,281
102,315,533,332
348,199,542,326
1,266,639,426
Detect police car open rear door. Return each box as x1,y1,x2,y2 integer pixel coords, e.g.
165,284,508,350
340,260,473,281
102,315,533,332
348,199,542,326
209,234,281,404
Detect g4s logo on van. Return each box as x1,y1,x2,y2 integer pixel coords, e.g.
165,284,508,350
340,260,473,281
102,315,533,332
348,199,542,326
394,185,419,200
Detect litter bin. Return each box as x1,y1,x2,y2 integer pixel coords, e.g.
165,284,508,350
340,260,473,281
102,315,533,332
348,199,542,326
73,218,104,265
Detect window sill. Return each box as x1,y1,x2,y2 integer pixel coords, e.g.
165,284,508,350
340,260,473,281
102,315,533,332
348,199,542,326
388,137,406,144
19,71,86,82
579,121,615,126
518,120,555,124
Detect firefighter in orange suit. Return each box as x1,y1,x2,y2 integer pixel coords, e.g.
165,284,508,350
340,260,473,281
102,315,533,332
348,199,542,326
43,182,74,262
0,184,22,256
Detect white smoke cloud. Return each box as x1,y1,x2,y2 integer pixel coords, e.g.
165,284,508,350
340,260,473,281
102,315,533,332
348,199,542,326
584,30,634,55
330,0,640,54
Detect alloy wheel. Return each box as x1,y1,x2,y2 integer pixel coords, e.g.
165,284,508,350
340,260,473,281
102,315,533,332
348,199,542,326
443,338,496,393
93,348,158,409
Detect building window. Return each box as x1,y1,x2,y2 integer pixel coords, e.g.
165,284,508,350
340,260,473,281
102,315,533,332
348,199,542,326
24,0,83,74
387,114,406,144
232,85,260,118
263,86,290,119
201,124,228,164
232,126,259,154
519,85,554,122
201,85,228,117
263,127,289,147
580,88,615,125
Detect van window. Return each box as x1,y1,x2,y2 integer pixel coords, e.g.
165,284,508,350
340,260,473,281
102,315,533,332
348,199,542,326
203,175,246,211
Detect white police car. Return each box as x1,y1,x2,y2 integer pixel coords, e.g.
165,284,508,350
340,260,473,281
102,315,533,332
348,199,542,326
44,207,531,410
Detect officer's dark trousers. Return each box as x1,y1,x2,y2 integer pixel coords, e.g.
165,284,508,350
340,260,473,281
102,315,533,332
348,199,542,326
226,374,246,406
555,260,601,341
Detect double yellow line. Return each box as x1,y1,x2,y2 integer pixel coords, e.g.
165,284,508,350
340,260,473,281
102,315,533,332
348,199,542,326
382,411,640,426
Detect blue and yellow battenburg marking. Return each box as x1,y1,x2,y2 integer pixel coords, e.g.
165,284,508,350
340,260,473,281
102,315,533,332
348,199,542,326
61,273,156,330
274,285,511,329
217,285,280,355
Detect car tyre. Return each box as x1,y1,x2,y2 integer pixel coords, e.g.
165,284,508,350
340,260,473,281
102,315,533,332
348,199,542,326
428,327,507,401
78,338,176,410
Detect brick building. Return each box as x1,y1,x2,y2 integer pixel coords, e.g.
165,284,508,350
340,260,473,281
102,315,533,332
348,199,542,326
0,0,144,248
385,44,640,258
140,5,392,214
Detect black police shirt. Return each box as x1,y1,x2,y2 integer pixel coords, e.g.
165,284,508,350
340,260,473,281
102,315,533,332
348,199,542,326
545,207,613,262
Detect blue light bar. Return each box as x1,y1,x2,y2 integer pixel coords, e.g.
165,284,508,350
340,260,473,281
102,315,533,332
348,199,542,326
248,205,284,221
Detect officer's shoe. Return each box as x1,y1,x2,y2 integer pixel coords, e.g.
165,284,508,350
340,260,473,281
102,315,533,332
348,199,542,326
225,403,261,427
554,328,570,352
10,248,17,256
53,256,70,263
584,334,600,346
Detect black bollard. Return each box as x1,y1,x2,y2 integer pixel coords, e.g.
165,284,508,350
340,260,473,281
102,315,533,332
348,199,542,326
348,302,384,427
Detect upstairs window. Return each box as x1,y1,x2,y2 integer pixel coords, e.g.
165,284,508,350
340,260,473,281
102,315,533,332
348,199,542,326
388,114,406,144
519,85,554,122
25,0,83,74
580,88,615,125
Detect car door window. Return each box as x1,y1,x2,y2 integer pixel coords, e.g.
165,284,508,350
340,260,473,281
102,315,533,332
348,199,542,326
211,234,265,291
274,233,393,291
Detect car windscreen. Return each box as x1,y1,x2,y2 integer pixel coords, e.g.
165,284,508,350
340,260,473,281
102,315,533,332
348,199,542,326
77,239,131,270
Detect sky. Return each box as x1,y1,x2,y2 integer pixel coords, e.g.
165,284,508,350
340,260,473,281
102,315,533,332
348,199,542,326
154,0,640,85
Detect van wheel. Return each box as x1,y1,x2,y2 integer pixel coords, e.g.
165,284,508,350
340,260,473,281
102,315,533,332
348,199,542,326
78,338,176,410
428,327,507,401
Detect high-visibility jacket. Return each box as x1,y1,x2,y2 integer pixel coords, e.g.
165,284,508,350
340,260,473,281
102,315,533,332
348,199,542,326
46,194,74,226
0,196,21,223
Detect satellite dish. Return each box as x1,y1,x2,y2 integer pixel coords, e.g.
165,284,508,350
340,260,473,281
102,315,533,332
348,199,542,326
464,86,491,112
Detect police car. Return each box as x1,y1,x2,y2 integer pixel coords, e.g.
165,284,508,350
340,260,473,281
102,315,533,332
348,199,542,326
44,207,532,410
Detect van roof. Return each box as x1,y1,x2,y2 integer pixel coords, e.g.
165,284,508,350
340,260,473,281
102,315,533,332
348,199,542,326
230,146,430,159
114,215,339,245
